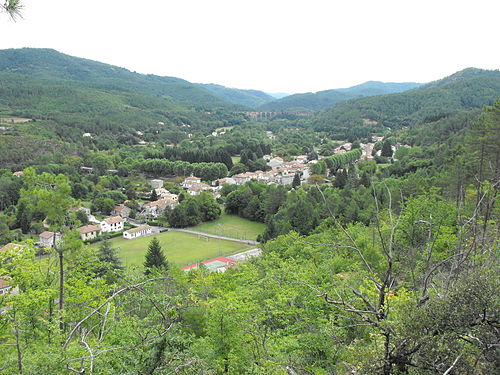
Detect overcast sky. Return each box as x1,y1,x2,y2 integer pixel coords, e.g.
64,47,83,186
1,0,499,94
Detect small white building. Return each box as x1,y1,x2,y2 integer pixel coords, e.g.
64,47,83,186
77,224,102,241
100,216,124,233
39,231,62,248
267,157,284,169
181,176,202,188
123,225,153,240
150,179,164,189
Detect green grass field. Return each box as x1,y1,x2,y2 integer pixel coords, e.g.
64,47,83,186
191,214,265,241
231,156,241,164
93,230,254,268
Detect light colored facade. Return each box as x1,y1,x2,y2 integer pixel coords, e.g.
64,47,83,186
186,183,212,195
39,231,62,248
77,224,101,241
267,157,284,169
181,176,202,189
112,204,132,218
150,179,164,189
123,225,153,240
100,216,124,233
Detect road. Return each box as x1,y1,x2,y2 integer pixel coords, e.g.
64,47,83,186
168,228,260,245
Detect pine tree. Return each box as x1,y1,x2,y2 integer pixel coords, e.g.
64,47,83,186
97,239,123,279
292,173,301,188
150,189,158,202
381,139,393,157
144,237,168,274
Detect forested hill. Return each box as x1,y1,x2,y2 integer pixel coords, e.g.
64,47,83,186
0,48,236,109
309,68,500,139
258,81,421,111
197,83,276,108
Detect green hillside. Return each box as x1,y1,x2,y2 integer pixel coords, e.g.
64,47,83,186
197,83,275,108
310,68,500,139
258,81,421,111
0,48,236,109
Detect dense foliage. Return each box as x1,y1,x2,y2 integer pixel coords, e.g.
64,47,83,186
0,50,499,375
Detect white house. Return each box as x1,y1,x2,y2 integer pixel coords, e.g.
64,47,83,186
39,231,62,248
267,157,284,169
123,225,154,240
100,216,124,233
150,179,164,189
77,224,102,241
186,183,212,195
181,176,202,188
0,277,13,295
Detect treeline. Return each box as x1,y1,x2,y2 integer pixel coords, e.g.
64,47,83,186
138,159,228,181
323,148,362,169
145,147,234,169
221,176,395,241
167,192,221,227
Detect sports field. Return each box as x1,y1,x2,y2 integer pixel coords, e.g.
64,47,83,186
191,214,265,241
93,230,254,268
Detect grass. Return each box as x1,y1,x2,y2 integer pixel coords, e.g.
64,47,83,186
92,230,254,268
191,214,265,241
231,156,241,164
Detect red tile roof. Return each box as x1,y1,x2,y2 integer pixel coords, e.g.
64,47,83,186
40,231,55,239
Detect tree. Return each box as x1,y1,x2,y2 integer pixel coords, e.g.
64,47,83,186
96,239,123,281
381,139,393,157
1,0,23,20
144,237,168,274
150,189,158,202
292,173,301,189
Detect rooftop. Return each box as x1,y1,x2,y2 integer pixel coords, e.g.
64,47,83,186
103,216,124,224
77,224,101,234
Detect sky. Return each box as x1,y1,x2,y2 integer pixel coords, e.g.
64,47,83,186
1,0,499,94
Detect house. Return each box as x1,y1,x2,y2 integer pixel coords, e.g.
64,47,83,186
0,277,13,295
154,188,178,201
182,256,237,273
12,171,24,177
100,216,124,233
150,179,164,189
267,157,284,169
233,172,256,185
123,225,154,240
112,204,132,218
142,198,178,217
70,206,91,216
277,174,295,185
214,177,236,186
186,183,212,196
0,243,24,253
39,231,62,248
77,224,101,241
181,176,202,189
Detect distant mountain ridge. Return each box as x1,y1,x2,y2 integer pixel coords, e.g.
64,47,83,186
309,68,500,139
258,81,422,111
197,83,276,108
0,48,237,109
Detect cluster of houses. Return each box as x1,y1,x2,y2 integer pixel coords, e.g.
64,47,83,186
211,155,311,188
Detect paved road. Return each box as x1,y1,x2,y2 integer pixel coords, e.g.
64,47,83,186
168,228,260,245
